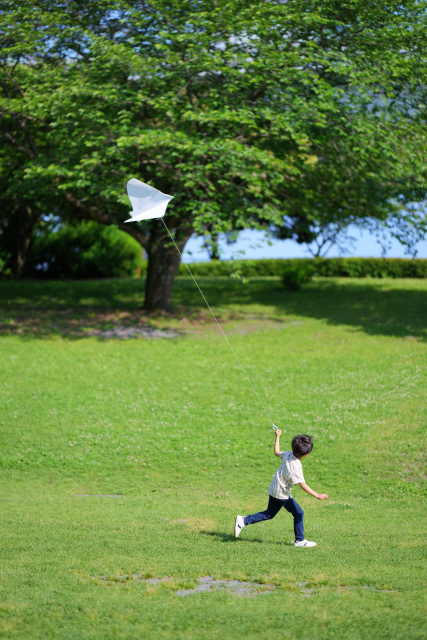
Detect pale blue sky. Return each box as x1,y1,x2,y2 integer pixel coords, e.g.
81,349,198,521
182,225,427,263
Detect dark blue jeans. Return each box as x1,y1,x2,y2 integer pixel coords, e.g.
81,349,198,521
244,495,304,541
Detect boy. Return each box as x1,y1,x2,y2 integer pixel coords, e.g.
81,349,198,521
234,431,327,547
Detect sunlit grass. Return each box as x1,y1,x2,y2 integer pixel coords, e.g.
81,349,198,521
0,277,426,639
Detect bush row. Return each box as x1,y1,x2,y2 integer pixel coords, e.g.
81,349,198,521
21,221,427,280
177,257,427,279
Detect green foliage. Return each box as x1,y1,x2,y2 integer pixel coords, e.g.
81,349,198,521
283,264,314,291
0,277,426,638
178,258,427,279
26,221,143,279
312,257,427,278
1,0,427,290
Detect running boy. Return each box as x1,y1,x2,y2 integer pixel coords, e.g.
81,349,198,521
234,431,327,547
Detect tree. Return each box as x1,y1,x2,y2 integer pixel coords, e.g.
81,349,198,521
1,1,427,307
272,217,357,258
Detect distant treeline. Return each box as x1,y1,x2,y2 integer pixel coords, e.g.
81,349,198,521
176,258,427,279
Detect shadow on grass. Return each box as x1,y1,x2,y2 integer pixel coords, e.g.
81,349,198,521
0,278,146,310
199,531,239,543
200,530,286,545
1,276,426,341
174,278,427,341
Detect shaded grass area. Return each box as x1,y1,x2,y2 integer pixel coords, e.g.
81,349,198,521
0,277,426,639
1,276,427,340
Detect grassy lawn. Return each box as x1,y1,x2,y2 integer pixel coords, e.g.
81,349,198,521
1,276,426,639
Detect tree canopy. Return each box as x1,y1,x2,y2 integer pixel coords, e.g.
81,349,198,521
1,0,427,307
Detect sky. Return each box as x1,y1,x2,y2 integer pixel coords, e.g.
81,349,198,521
181,224,427,263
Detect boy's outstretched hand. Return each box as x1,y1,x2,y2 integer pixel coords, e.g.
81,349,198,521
274,429,282,456
300,482,328,500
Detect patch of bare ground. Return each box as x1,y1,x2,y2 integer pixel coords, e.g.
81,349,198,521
400,453,427,482
94,575,275,597
0,309,178,338
0,307,300,339
175,576,275,597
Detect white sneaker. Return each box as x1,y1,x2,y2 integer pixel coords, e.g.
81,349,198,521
294,539,317,548
234,515,245,538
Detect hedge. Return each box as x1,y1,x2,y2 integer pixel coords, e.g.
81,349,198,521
175,258,427,279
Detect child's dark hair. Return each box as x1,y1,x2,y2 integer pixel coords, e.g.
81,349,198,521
292,435,313,458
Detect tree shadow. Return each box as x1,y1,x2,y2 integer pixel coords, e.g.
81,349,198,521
279,280,427,341
174,277,427,341
1,277,426,341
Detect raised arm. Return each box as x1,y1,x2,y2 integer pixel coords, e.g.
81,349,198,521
299,482,328,500
274,429,282,457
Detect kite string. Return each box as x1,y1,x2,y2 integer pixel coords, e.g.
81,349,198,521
159,217,275,428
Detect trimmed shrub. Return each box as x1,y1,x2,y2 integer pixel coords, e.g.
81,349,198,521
27,222,144,279
312,257,427,278
177,257,427,279
283,263,314,290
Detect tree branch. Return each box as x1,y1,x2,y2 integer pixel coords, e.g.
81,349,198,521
2,129,35,157
0,107,40,157
0,62,25,98
64,191,150,250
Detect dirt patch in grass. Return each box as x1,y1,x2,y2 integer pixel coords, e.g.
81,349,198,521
400,453,427,482
0,307,300,339
0,309,180,339
78,326,179,339
175,576,275,597
93,574,275,597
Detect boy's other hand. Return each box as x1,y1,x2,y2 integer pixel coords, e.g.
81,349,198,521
275,429,281,437
317,494,328,500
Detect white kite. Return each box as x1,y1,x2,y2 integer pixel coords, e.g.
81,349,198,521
124,178,173,222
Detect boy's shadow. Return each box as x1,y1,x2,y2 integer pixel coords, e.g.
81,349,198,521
200,530,290,545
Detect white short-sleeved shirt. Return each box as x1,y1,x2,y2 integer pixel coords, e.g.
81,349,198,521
268,451,305,500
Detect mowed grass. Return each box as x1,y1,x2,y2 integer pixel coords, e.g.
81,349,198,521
0,276,426,640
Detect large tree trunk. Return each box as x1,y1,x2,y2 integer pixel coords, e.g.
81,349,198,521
2,205,39,279
144,219,193,312
14,235,31,278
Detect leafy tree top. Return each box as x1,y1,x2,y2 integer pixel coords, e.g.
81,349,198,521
1,0,427,252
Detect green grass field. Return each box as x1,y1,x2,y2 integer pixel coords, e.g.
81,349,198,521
1,276,426,639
